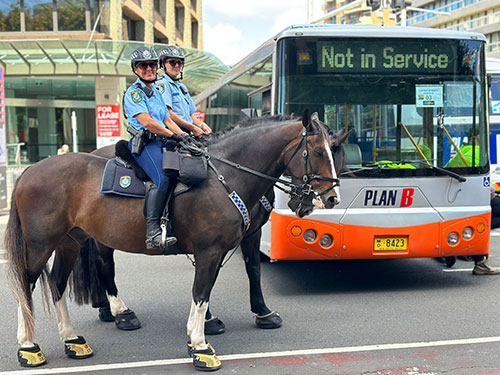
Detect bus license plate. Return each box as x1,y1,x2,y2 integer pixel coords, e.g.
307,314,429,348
374,237,408,251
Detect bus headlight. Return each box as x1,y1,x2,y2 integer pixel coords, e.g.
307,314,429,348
319,234,333,248
462,227,473,240
447,232,459,246
303,229,317,243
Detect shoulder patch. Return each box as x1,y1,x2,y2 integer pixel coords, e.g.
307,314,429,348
157,83,165,94
131,90,143,103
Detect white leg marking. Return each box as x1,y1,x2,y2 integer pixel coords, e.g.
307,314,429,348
187,300,196,337
55,292,78,342
17,305,34,348
189,300,208,350
108,295,128,316
324,138,341,204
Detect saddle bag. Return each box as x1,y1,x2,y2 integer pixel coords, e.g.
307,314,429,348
162,146,208,186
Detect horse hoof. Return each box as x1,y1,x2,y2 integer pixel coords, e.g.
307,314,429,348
18,343,47,367
187,341,216,357
98,306,115,322
204,317,225,335
64,336,93,359
115,309,141,330
192,346,222,372
255,311,282,329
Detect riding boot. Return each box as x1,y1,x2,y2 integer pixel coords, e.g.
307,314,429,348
145,185,177,249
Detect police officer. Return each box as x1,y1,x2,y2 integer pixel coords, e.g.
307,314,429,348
156,46,212,137
124,46,187,250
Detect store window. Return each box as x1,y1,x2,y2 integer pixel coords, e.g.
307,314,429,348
57,0,86,31
24,0,54,32
0,0,21,31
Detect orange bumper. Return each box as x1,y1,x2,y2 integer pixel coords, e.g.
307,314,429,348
269,211,490,260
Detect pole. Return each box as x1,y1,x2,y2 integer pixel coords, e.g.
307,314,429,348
71,110,78,152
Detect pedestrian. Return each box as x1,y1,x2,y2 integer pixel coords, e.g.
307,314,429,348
156,46,212,137
57,144,70,155
124,46,189,250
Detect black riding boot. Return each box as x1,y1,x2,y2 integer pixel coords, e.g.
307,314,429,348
145,185,177,249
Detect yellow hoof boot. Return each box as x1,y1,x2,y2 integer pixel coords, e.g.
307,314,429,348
64,336,94,359
18,343,47,367
187,341,215,357
192,346,222,372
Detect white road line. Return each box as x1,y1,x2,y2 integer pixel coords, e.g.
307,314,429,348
491,232,500,236
442,268,473,272
0,260,7,264
3,336,500,375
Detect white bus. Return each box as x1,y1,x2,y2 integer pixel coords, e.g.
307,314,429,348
196,25,490,261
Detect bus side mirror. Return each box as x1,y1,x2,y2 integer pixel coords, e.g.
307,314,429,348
240,108,258,122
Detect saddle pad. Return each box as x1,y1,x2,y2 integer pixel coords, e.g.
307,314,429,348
101,159,146,198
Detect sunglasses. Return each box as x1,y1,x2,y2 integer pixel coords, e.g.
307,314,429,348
166,60,184,67
137,62,157,69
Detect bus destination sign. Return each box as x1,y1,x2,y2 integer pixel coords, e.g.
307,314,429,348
316,40,455,74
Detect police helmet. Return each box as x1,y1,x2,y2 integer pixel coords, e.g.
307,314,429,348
130,47,159,70
159,46,185,69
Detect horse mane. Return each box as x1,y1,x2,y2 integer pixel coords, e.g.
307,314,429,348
202,114,299,147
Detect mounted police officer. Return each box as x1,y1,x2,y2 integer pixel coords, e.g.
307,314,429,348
124,46,189,250
157,46,212,137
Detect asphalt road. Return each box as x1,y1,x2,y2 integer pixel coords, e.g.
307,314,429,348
2,214,500,375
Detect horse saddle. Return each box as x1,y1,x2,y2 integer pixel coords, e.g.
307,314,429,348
100,140,192,198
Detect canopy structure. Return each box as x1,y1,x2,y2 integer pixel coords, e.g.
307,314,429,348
0,39,229,95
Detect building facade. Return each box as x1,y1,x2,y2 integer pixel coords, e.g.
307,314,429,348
0,0,216,170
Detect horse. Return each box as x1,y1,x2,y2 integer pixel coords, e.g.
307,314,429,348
69,119,350,334
4,110,341,371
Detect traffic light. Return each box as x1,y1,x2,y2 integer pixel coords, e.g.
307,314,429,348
366,0,381,12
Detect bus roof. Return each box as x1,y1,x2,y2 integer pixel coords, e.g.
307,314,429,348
277,24,486,42
194,24,486,106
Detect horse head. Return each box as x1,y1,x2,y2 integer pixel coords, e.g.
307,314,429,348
284,110,343,218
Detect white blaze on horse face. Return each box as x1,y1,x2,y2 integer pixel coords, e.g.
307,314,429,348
109,295,128,316
55,292,78,342
324,138,340,204
188,300,209,350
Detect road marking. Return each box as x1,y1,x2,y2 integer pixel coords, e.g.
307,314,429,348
442,268,473,272
491,232,500,237
3,336,500,374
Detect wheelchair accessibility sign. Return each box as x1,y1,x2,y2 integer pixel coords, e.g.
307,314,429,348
483,176,490,188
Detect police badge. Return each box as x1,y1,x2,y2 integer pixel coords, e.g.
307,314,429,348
157,83,165,94
131,90,143,103
120,175,132,188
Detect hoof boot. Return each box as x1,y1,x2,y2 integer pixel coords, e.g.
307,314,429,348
255,311,282,329
187,341,215,357
64,336,94,359
205,317,225,335
115,309,141,330
18,343,46,367
98,306,114,322
192,346,221,372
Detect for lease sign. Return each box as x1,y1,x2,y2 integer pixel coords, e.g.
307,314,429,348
97,105,121,137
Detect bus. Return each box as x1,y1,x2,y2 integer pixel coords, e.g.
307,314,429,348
195,25,490,261
488,57,500,191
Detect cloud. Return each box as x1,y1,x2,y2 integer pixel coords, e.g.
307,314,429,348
204,0,310,19
203,23,246,65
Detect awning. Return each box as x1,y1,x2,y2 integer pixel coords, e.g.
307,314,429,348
0,39,229,95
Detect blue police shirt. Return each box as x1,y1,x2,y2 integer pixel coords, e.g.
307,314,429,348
124,78,170,130
157,75,196,124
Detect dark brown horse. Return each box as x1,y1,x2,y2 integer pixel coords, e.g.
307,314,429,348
70,122,350,334
5,111,341,371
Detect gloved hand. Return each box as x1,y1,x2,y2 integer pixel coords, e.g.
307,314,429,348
171,132,192,143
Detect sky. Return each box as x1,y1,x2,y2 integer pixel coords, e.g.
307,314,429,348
203,0,324,65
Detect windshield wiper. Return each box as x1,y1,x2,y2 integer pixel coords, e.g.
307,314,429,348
401,160,467,182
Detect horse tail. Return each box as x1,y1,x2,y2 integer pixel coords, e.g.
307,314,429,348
3,182,35,339
69,239,108,307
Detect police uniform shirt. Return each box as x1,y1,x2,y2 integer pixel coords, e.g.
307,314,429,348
124,78,170,130
157,74,196,124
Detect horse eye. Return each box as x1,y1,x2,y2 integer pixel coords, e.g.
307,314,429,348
313,148,324,157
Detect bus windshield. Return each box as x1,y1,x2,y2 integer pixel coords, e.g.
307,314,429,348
277,37,488,176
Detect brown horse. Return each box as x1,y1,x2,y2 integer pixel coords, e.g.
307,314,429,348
5,111,340,371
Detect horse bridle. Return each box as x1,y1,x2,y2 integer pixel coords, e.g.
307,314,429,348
184,126,340,203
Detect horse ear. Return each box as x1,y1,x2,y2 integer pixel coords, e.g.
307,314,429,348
332,128,352,146
302,109,311,130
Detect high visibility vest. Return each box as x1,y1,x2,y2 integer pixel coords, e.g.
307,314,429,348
446,145,480,167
